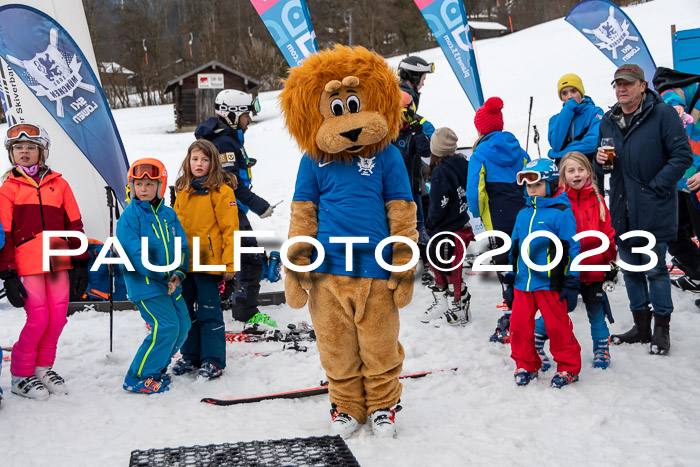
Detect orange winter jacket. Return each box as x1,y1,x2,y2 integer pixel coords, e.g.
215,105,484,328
0,169,87,277
174,184,239,275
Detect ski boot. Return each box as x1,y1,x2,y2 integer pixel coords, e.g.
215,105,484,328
35,367,68,395
330,404,361,439
123,374,169,394
593,338,611,369
514,368,538,386
551,371,579,389
198,362,223,380
369,402,402,438
489,311,511,344
430,288,470,327
171,358,196,376
420,286,447,323
246,311,277,329
671,275,700,293
11,375,49,400
534,333,551,372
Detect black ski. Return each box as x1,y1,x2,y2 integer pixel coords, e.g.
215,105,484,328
201,368,458,406
225,323,316,344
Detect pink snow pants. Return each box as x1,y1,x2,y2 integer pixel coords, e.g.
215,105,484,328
11,271,70,377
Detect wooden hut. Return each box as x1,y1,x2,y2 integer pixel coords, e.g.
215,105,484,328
164,61,260,129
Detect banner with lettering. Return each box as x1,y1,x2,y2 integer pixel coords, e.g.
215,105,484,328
414,0,484,111
0,4,129,206
250,0,319,68
566,0,656,89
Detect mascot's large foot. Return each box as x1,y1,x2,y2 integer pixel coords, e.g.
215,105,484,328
330,404,360,438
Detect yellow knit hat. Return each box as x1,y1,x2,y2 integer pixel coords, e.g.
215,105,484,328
557,74,584,100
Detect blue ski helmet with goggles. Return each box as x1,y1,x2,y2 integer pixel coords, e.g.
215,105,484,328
214,89,260,128
516,158,560,196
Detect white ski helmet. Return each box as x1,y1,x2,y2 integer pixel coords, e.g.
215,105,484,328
214,89,260,127
5,123,51,162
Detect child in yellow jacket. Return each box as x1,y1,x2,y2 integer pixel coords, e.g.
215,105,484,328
172,140,239,379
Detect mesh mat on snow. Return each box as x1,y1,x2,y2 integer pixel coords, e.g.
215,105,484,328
128,435,360,466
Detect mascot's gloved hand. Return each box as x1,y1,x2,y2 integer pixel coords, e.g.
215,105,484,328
558,276,580,312
386,200,418,308
0,269,28,308
285,201,319,309
72,258,90,299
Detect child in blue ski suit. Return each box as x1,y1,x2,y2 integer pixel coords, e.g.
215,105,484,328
504,159,582,388
117,158,190,394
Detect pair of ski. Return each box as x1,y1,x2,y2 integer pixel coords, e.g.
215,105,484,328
225,322,316,345
201,367,457,406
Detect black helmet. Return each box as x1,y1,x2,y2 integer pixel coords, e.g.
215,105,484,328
398,56,435,89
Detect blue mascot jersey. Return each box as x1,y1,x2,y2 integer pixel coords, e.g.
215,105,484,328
292,145,414,279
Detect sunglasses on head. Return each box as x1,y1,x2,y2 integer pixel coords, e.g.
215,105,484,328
516,171,543,185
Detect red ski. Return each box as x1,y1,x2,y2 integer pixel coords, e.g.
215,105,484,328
201,368,458,406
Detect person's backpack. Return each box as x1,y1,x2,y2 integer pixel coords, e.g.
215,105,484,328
652,67,700,114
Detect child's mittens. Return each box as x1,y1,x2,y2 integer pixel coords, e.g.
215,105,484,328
387,270,414,308
503,273,515,309
558,276,580,312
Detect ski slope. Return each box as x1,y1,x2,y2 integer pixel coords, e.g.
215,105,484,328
1,0,700,465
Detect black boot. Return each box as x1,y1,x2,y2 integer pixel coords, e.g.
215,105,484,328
611,310,652,345
649,313,671,355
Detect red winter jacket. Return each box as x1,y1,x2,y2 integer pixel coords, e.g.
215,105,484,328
0,168,87,277
565,184,616,284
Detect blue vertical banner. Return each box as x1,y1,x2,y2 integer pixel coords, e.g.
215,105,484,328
414,0,484,111
250,0,319,68
566,0,657,89
0,4,129,202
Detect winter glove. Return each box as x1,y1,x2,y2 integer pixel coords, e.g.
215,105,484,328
71,258,89,299
219,278,237,301
260,205,274,219
0,270,28,308
385,200,419,308
285,201,319,309
502,273,515,309
558,276,580,312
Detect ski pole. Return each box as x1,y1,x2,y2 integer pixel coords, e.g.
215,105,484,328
525,96,533,153
533,125,541,157
105,186,115,353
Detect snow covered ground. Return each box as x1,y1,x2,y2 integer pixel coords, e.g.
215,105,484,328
2,0,700,465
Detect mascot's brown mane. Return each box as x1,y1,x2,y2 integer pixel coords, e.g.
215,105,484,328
279,44,402,163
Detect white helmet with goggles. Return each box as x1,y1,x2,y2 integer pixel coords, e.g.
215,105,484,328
215,89,260,128
5,123,51,162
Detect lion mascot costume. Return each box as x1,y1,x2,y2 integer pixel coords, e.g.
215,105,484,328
279,45,418,438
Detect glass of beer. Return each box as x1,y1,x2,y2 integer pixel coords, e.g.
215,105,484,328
601,138,615,172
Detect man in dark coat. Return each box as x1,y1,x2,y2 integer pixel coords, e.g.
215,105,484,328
595,64,692,355
195,89,275,326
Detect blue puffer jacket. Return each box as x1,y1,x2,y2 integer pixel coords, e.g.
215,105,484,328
195,117,269,227
548,96,604,160
508,191,579,292
596,91,693,244
426,155,469,235
467,131,530,232
116,199,189,302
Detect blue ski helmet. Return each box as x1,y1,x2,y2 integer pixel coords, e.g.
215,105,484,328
516,158,560,196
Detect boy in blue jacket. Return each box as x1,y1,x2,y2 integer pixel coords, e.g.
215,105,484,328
116,159,190,394
503,159,582,388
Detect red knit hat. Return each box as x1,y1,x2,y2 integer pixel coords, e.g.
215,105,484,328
474,97,504,135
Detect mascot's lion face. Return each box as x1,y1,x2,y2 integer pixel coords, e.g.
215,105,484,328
279,45,402,162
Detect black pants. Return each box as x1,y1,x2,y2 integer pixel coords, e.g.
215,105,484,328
668,191,700,279
231,224,264,322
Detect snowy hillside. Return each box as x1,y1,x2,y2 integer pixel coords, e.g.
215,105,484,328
2,0,700,465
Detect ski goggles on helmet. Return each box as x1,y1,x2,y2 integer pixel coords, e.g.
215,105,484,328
399,61,435,74
516,171,544,185
131,163,162,179
217,96,261,115
5,123,50,150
